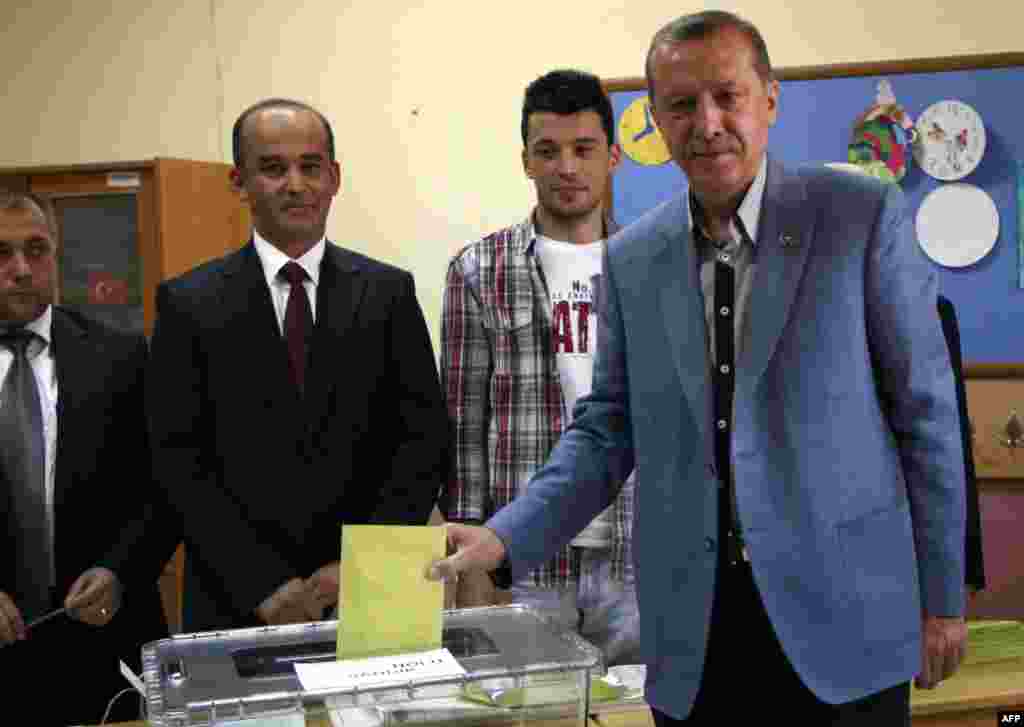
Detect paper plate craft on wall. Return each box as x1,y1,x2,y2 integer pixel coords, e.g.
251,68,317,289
916,183,999,268
618,97,671,166
847,80,916,183
913,99,986,181
825,162,872,176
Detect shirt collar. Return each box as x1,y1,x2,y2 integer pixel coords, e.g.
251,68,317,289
253,230,326,287
1,305,52,347
524,208,619,255
688,154,767,248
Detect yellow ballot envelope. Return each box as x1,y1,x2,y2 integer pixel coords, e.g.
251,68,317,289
336,525,446,660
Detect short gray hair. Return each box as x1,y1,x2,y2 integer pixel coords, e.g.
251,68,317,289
645,11,773,98
0,189,58,238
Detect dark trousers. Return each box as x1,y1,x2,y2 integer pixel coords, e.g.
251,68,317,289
650,560,910,727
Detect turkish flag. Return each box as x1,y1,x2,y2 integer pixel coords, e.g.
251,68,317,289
87,271,130,304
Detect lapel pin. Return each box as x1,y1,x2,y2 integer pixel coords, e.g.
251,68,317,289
779,232,799,248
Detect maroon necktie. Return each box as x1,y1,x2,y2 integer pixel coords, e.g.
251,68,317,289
279,261,312,393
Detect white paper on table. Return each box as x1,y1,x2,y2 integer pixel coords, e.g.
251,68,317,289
602,664,647,696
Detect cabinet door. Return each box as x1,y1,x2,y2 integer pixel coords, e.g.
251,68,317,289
53,194,145,335
30,169,158,335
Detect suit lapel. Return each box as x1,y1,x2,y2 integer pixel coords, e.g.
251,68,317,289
655,196,712,438
219,242,296,400
737,160,815,399
51,308,90,507
305,242,366,427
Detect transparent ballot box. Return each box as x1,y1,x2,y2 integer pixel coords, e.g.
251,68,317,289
142,605,602,726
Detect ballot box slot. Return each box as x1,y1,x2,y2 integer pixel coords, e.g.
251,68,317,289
232,626,499,678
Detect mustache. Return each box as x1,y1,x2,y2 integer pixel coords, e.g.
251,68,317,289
688,144,740,157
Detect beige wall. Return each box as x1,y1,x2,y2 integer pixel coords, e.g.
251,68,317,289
2,0,1019,350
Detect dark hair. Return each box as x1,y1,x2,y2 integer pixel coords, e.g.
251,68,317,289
0,189,58,238
521,69,615,147
231,98,335,168
645,11,773,97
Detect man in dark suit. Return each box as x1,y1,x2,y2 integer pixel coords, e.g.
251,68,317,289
147,98,448,632
0,191,176,724
938,295,986,592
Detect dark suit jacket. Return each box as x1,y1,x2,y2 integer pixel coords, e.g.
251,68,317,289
148,241,448,632
937,295,986,590
1,307,177,725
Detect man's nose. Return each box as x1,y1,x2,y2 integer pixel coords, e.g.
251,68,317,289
557,150,580,176
693,97,724,138
283,166,306,193
8,251,32,278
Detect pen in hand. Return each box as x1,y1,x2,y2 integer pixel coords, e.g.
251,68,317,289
26,607,67,630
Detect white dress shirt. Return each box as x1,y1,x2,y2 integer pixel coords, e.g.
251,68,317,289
253,231,325,332
0,305,58,586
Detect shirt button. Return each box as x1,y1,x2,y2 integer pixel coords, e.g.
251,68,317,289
717,419,728,430
705,537,716,552
719,253,731,263
719,305,731,317
719,363,731,374
707,463,717,477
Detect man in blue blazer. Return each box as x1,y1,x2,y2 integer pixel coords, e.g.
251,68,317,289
431,11,967,725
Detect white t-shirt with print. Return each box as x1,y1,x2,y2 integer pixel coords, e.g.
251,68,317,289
536,234,614,548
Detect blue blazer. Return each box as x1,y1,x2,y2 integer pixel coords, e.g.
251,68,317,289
489,158,966,717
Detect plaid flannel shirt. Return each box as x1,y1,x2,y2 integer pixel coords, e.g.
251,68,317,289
441,214,634,588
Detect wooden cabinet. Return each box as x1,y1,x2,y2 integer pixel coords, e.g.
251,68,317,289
0,158,251,633
0,158,249,336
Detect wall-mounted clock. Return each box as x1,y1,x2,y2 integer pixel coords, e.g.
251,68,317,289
913,99,986,181
618,97,671,166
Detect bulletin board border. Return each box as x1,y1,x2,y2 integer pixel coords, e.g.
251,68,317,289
967,364,1024,379
602,51,1024,92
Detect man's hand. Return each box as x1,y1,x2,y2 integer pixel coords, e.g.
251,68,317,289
307,562,340,614
426,524,507,586
915,614,968,689
256,578,321,625
65,567,122,626
0,592,26,646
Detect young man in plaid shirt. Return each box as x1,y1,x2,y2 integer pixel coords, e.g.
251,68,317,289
440,69,639,665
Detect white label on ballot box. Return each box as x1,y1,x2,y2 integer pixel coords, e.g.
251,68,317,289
295,648,466,692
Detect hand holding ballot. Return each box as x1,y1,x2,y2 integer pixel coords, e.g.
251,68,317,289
426,524,507,585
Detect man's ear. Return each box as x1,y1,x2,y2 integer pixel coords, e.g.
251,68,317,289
522,148,534,178
766,79,780,127
608,143,623,173
229,167,247,201
328,160,342,197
